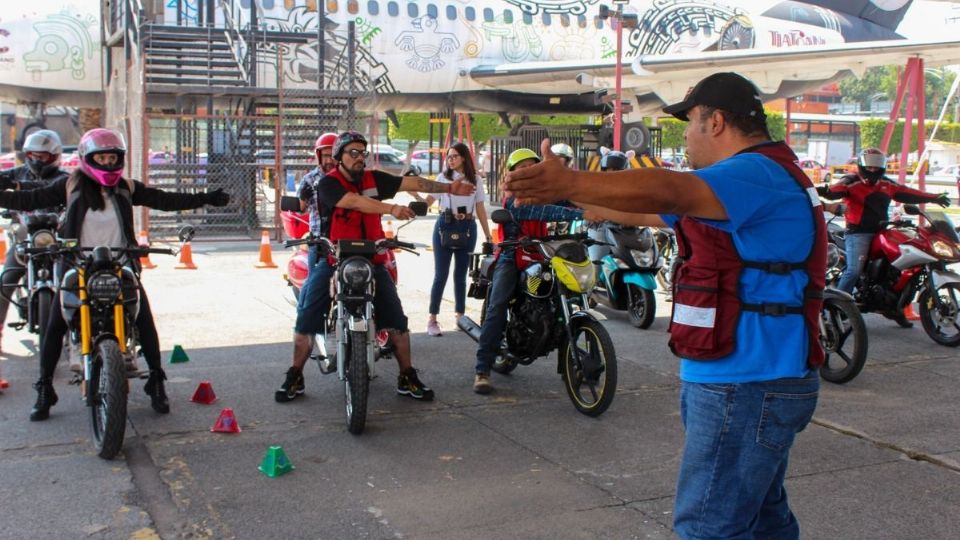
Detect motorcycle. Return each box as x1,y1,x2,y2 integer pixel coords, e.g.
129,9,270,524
1,211,61,349
836,204,960,347
654,228,679,298
28,234,181,459
458,209,617,417
282,200,427,434
588,222,661,328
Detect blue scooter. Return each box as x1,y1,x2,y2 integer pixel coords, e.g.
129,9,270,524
588,223,662,328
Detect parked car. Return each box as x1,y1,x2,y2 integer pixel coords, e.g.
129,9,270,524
409,149,444,175
369,150,407,176
0,152,17,170
797,158,832,184
372,144,406,162
932,164,959,179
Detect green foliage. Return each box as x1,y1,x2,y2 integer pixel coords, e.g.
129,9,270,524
860,118,960,152
839,65,956,116
387,113,590,149
656,110,784,149
765,110,785,141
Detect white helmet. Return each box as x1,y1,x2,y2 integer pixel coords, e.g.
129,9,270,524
22,130,63,176
551,143,575,163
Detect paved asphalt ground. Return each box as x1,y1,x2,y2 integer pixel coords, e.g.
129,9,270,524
1,210,959,540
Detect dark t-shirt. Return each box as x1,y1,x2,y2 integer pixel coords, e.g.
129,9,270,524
315,170,403,235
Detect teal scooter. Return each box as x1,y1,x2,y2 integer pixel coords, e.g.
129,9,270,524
588,223,662,329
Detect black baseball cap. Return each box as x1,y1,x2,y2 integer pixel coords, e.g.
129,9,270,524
662,72,766,121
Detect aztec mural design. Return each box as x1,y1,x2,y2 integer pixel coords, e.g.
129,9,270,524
22,9,97,81
395,16,461,72
505,0,603,16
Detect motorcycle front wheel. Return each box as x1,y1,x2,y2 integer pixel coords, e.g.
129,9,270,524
627,284,656,329
918,282,960,347
560,318,617,416
344,330,369,434
819,298,868,384
90,339,128,459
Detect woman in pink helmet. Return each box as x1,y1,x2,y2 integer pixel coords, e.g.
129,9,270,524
0,128,230,421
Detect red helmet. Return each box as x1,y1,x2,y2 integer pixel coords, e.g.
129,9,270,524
314,132,337,152
78,128,126,187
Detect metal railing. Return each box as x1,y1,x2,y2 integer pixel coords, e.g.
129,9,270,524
217,0,250,83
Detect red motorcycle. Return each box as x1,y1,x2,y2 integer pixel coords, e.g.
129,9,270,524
841,204,960,346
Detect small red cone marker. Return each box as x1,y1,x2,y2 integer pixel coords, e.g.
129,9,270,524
190,381,218,404
211,407,241,433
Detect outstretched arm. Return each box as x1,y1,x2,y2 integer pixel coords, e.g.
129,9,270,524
0,178,66,210
336,192,415,219
577,202,667,227
400,175,474,196
131,181,229,210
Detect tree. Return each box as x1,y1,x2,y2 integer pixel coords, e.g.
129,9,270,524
839,65,956,116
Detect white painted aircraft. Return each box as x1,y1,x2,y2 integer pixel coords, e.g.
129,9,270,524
1,0,960,119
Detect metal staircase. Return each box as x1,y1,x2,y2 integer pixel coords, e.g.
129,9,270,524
142,25,247,88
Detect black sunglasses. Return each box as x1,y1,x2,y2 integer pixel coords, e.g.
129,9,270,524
345,149,370,159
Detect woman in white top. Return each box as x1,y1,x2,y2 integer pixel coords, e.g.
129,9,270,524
415,143,491,336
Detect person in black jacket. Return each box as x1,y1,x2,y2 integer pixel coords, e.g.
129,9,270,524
0,128,230,421
0,129,69,352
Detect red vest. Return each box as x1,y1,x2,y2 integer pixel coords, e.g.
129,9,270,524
668,142,827,368
327,168,388,265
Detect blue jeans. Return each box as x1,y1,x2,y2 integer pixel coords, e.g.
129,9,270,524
837,233,874,293
295,261,408,335
674,372,819,540
475,251,518,374
430,218,477,314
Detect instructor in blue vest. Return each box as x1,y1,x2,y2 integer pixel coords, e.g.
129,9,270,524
503,73,827,540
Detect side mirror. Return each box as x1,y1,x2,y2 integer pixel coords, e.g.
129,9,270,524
490,209,513,225
408,201,428,216
178,225,196,243
902,204,921,216
280,196,301,212
403,165,422,177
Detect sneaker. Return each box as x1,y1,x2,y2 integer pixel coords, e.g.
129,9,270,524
426,319,443,337
397,368,434,401
30,379,58,421
144,369,170,414
275,367,305,403
473,373,493,394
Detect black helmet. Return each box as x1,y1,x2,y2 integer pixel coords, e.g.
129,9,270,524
857,148,886,185
600,151,629,171
333,130,367,161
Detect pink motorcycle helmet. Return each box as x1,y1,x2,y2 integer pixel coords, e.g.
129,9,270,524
78,128,127,187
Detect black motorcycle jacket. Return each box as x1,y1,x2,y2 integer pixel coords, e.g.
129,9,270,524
0,164,69,191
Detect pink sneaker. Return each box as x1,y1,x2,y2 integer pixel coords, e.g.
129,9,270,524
426,320,443,337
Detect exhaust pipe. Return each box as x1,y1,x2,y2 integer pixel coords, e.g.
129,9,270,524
457,316,482,342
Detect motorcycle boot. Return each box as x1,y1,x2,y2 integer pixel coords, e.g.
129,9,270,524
144,368,170,414
30,378,58,421
276,366,305,402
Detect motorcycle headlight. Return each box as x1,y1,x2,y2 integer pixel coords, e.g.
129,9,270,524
932,240,955,258
86,271,122,304
31,230,56,249
552,257,596,293
630,249,653,267
340,259,372,291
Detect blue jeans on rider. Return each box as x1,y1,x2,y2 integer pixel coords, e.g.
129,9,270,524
475,250,518,375
307,245,322,272
837,233,874,293
430,218,477,315
673,371,819,540
294,260,409,335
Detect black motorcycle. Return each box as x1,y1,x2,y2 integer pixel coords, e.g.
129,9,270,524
1,211,61,348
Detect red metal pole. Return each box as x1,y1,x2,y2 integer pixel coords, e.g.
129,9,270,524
881,64,909,154
898,60,916,187
915,58,926,193
613,5,623,151
785,97,792,147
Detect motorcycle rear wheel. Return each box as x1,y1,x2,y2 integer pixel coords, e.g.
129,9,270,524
627,284,656,329
560,318,617,416
819,298,868,384
918,282,960,347
344,330,369,434
90,339,128,459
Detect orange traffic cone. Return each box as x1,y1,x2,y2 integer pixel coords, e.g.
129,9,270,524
384,219,395,240
255,230,277,268
0,228,6,261
175,241,198,270
190,380,218,404
211,407,242,433
138,230,157,269
903,303,921,321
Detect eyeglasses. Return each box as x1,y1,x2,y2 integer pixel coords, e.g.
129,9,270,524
345,149,370,159
447,154,461,160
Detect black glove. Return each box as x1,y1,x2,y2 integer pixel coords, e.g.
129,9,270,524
206,188,230,207
815,185,829,197
481,242,494,255
0,172,14,191
935,193,951,208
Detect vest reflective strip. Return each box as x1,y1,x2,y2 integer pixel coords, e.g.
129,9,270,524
362,187,378,197
672,303,716,328
806,187,822,207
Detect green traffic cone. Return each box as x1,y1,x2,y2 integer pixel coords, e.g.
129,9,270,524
258,446,295,478
170,345,190,364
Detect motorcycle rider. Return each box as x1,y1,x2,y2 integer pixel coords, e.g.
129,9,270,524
551,143,576,169
276,130,475,403
817,148,950,319
472,148,583,394
0,128,230,421
0,130,69,353
296,132,338,269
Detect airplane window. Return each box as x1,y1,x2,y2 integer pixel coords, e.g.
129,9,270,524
368,1,379,15
542,12,551,26
578,15,586,28
408,2,418,17
427,4,437,18
483,8,493,22
523,12,532,24
560,14,570,27
387,1,398,16
327,1,338,14
465,6,475,21
503,10,513,24
447,6,457,20
347,0,359,14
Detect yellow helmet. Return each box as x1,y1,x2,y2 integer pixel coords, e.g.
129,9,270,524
506,148,540,171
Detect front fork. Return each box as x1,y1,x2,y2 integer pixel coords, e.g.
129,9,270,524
334,300,376,381
79,269,127,405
